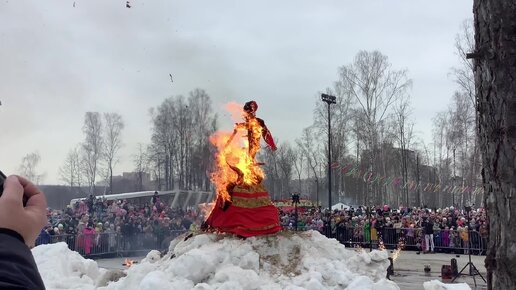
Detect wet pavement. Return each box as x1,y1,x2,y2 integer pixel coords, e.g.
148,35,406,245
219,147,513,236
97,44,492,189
389,250,487,290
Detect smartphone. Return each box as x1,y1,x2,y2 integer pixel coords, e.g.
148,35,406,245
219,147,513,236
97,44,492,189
0,170,5,190
0,172,28,205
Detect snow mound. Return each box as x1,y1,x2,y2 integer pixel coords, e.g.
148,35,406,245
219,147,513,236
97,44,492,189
32,242,105,290
34,231,399,290
423,280,471,290
102,230,398,290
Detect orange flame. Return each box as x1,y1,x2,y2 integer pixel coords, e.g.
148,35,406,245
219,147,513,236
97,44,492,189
378,238,386,251
392,239,406,261
124,258,135,267
208,103,265,205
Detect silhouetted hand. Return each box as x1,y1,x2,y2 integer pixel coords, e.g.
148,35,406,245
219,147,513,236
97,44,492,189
0,176,47,246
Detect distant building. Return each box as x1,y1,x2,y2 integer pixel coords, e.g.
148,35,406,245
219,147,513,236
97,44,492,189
109,171,153,193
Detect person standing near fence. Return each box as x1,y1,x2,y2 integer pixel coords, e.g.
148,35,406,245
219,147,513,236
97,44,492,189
422,216,435,253
82,221,96,256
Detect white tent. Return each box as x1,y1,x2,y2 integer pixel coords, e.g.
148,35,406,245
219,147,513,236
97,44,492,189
331,202,350,211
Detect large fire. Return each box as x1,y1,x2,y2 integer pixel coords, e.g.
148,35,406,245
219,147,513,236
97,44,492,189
208,103,265,206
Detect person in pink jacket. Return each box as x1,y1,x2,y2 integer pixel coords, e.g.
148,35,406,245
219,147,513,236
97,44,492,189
82,222,96,256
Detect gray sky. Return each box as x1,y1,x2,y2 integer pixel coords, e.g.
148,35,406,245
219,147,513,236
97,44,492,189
0,0,473,184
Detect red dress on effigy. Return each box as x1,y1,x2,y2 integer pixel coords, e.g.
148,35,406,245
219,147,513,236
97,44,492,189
205,183,282,237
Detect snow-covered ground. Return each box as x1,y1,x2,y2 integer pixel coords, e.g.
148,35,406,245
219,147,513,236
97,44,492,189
423,280,472,290
31,230,465,290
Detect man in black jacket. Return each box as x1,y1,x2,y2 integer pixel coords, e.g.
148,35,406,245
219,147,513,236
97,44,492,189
421,216,435,253
0,175,47,289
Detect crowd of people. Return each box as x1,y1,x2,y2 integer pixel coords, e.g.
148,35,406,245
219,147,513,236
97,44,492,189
37,193,201,256
39,193,489,257
278,204,489,254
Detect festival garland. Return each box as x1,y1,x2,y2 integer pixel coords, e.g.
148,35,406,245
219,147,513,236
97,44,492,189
331,163,484,195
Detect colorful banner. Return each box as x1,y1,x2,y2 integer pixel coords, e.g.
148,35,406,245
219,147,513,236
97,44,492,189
331,162,484,195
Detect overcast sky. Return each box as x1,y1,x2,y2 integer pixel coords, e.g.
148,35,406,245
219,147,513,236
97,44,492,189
0,0,473,184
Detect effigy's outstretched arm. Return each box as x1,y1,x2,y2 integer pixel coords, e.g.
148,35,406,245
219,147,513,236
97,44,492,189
257,118,277,151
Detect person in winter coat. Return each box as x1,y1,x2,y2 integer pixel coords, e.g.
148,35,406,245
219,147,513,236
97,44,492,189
36,228,51,245
82,222,96,256
421,216,435,253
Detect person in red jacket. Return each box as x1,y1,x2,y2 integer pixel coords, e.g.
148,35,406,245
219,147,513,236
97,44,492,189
0,175,47,289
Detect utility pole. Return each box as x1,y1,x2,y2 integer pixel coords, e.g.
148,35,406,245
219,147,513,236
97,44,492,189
453,147,456,207
416,153,421,207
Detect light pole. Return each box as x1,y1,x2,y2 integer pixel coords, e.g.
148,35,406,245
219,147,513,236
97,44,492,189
321,93,336,214
453,147,456,207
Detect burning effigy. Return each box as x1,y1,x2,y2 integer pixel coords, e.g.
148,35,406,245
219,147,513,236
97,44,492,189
203,101,282,237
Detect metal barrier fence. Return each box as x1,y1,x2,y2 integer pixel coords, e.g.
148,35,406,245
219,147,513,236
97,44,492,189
35,230,188,257
38,227,486,257
325,226,487,254
287,226,488,254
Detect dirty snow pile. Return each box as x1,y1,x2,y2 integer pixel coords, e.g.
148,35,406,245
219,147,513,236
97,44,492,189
33,230,400,290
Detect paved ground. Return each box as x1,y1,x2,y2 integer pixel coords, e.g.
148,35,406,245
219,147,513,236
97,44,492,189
95,251,488,289
390,250,487,290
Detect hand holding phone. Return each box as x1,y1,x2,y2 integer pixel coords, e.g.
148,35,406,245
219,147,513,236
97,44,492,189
0,171,28,206
0,175,48,246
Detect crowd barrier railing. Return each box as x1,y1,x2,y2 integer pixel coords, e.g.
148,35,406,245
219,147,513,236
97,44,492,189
284,225,487,255
35,230,188,258
39,226,486,257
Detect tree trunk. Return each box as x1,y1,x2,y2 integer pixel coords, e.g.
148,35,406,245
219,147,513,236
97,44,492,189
474,1,516,289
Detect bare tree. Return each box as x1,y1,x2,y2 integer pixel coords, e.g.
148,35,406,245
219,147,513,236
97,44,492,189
451,19,475,107
292,146,305,193
339,50,411,204
451,19,483,206
59,146,83,192
296,127,323,205
392,97,415,206
19,151,44,184
150,99,177,190
188,89,218,191
133,143,149,191
103,112,124,194
82,112,103,195
276,142,296,197
474,1,516,288
149,89,217,191
260,143,280,199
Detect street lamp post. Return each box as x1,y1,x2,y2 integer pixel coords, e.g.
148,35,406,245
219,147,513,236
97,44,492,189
453,147,456,207
321,93,336,216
